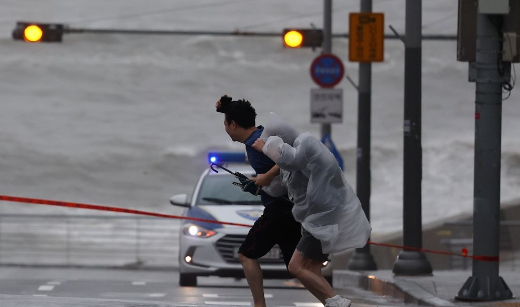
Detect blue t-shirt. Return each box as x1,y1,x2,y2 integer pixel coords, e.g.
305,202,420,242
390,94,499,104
244,126,291,208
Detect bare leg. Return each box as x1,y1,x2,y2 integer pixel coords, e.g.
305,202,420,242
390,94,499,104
288,250,335,304
238,253,266,307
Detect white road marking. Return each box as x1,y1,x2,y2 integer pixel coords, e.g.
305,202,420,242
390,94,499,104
101,292,166,298
205,301,251,306
47,281,61,285
132,281,146,285
32,295,47,297
202,293,273,298
37,285,54,291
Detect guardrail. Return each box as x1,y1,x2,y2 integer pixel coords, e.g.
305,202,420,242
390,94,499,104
441,221,520,271
1,215,517,271
0,214,180,269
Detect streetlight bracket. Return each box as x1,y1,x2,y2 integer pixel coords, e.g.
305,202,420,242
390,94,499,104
345,75,359,92
389,25,405,45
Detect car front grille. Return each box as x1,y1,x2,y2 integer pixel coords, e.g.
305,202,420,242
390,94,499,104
216,234,285,264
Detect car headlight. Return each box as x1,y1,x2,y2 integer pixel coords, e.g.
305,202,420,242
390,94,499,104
182,223,217,238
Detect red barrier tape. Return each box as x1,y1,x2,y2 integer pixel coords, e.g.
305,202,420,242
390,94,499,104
0,195,251,228
367,241,499,262
0,194,499,262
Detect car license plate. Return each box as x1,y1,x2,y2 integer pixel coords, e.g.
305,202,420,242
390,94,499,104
233,246,281,259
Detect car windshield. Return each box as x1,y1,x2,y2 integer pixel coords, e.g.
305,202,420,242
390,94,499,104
196,174,263,206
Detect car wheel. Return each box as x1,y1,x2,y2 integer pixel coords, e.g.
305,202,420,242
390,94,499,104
179,273,197,287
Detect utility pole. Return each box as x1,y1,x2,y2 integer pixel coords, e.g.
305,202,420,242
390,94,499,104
347,0,377,271
392,0,432,275
321,0,332,139
456,3,513,301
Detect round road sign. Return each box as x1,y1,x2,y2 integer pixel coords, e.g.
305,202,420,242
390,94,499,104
310,53,344,88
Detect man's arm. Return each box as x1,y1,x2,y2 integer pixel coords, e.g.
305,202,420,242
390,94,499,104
251,138,279,187
253,164,280,187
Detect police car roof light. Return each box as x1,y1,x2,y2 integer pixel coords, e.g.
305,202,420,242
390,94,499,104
208,152,246,164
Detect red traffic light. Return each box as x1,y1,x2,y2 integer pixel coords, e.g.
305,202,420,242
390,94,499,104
12,21,64,43
282,28,323,49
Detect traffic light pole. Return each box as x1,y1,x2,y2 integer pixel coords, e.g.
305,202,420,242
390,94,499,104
347,0,377,271
392,0,432,275
456,10,513,302
320,0,332,139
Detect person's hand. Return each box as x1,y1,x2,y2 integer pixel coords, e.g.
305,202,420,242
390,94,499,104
232,179,261,196
252,138,265,152
252,173,273,188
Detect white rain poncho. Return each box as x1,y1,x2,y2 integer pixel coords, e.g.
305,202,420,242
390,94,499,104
259,113,371,254
258,113,300,198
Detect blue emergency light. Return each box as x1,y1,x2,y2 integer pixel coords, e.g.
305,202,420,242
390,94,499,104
207,152,247,164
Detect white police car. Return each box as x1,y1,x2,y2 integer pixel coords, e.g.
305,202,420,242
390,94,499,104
170,152,331,287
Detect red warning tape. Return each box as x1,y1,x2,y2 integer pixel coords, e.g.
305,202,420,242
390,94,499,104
367,241,499,262
0,195,251,228
0,194,499,262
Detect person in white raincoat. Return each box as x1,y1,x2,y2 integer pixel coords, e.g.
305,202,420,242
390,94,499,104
252,112,371,307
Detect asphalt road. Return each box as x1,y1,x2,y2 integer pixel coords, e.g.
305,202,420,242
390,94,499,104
0,267,417,307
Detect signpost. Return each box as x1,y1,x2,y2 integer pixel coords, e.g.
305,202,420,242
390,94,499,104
349,13,384,62
310,88,343,123
347,11,384,271
310,54,344,125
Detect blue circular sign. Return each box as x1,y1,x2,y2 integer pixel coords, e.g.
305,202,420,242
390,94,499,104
310,54,344,88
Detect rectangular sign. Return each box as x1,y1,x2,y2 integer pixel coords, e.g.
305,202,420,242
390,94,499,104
310,88,343,124
349,13,384,62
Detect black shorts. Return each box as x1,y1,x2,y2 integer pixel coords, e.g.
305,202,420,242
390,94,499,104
297,228,330,263
238,203,301,268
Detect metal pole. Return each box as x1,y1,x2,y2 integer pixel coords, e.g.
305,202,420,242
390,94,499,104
456,10,513,301
348,0,377,271
392,0,432,275
321,0,332,139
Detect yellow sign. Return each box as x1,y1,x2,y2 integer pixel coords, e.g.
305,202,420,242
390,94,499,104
349,13,384,62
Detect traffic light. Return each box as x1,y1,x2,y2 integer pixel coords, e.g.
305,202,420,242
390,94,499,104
282,28,323,48
12,21,64,43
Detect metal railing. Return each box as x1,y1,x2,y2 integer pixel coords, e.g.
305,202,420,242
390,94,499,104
0,214,180,269
441,221,520,271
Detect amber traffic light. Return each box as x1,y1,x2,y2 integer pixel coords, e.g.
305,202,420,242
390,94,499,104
282,28,323,48
23,25,44,42
12,22,64,43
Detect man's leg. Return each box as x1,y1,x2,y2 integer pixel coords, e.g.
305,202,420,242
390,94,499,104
288,250,334,304
239,253,266,307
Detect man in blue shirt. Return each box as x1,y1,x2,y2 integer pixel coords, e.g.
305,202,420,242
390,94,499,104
216,96,301,307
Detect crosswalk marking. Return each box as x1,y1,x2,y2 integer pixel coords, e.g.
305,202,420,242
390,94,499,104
132,281,146,285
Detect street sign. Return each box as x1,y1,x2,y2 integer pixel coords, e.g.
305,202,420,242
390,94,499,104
310,88,343,123
310,53,345,88
349,13,384,62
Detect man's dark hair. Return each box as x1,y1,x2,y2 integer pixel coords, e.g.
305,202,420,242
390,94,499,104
218,98,257,129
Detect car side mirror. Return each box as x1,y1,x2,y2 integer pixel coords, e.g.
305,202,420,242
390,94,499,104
170,194,190,207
